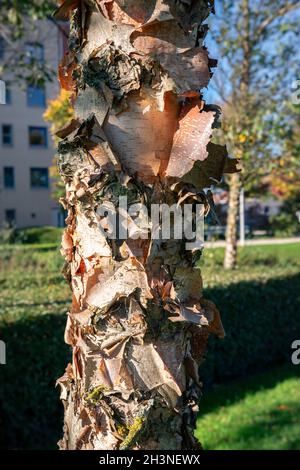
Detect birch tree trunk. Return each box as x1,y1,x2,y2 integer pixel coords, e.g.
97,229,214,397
224,0,249,270
223,172,241,270
55,0,238,450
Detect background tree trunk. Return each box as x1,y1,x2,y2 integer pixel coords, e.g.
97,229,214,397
55,0,237,450
224,173,241,270
224,0,250,270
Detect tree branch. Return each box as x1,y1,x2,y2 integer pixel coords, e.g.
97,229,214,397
255,1,300,39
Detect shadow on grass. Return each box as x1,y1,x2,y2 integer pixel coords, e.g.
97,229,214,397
204,399,300,450
226,401,300,450
199,364,300,415
196,363,300,449
0,313,70,450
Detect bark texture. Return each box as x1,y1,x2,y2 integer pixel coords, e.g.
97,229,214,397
55,0,238,450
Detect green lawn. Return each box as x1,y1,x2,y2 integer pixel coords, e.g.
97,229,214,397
195,365,300,450
1,241,299,325
199,242,300,288
0,244,69,324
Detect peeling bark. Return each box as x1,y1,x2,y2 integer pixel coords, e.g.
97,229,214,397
55,0,238,450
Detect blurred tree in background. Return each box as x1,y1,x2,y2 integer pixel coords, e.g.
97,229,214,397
44,89,74,140
208,0,300,268
44,89,74,201
268,105,300,200
0,0,56,84
267,104,300,237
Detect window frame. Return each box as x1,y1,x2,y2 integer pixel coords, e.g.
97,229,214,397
27,85,46,108
5,87,12,105
28,126,48,148
30,167,49,189
3,167,15,189
0,38,5,59
2,124,13,147
5,209,16,226
25,42,44,64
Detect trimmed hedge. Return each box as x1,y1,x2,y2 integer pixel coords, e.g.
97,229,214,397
201,273,300,385
0,226,63,245
16,226,63,244
0,315,70,450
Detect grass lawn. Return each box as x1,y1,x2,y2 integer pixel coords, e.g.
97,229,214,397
195,365,300,450
199,242,300,288
1,241,299,325
0,245,69,324
0,241,298,335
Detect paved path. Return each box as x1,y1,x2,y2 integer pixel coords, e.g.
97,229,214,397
205,237,300,249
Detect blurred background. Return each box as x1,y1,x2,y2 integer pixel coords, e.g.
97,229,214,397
0,0,300,450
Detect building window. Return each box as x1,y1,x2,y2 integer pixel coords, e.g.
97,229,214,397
30,168,49,188
2,124,13,146
5,209,16,226
5,88,12,105
52,208,66,228
29,126,47,147
27,85,46,108
0,38,5,59
3,167,15,188
25,43,44,64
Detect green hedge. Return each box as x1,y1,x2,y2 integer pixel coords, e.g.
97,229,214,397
16,226,63,244
0,315,70,450
0,226,63,245
201,273,300,385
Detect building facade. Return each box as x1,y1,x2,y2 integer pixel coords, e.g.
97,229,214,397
0,20,65,228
